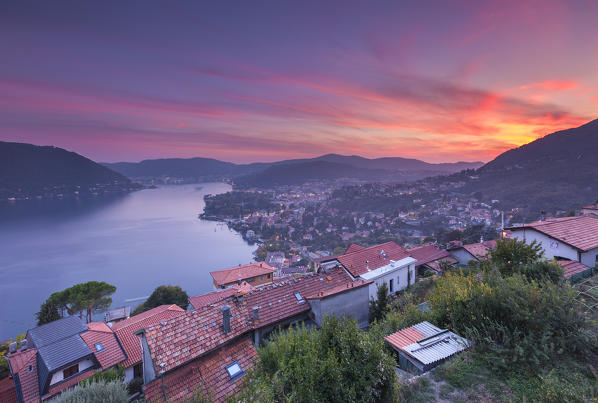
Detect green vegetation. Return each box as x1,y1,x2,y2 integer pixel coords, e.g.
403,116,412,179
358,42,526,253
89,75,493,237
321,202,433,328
39,281,117,324
132,285,188,315
0,334,25,379
237,316,398,402
79,366,124,387
370,282,390,322
370,238,598,402
201,191,277,219
48,380,128,403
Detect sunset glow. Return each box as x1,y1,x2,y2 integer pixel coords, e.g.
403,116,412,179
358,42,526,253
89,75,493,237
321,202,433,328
1,1,597,163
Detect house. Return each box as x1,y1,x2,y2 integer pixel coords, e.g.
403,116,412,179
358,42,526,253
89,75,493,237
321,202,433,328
448,240,497,265
581,203,598,216
142,268,371,401
111,304,186,382
210,262,275,290
265,252,285,270
6,316,125,402
319,242,416,300
506,215,598,269
407,244,458,275
385,321,470,374
556,260,594,282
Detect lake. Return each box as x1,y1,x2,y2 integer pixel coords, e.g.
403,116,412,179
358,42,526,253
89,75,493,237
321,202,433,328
0,183,255,340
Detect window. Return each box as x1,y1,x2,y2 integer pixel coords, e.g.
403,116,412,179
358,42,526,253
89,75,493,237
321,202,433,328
226,362,243,379
26,365,33,373
389,279,394,293
294,292,304,302
259,275,263,281
63,363,79,379
246,277,255,283
267,274,271,279
133,363,143,378
94,342,104,352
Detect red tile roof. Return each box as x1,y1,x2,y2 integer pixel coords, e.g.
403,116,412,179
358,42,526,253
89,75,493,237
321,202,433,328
210,262,275,287
461,240,497,261
346,244,366,254
385,327,425,349
146,268,354,375
582,203,598,211
81,322,126,370
334,241,411,277
243,268,354,328
509,215,598,251
112,304,185,368
143,337,257,403
7,349,39,403
305,279,371,300
144,299,250,374
556,260,592,279
0,377,18,403
188,282,255,310
407,244,451,266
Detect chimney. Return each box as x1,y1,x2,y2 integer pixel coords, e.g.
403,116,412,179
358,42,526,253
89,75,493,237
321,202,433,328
252,306,259,321
366,260,370,271
20,339,28,351
540,211,546,221
221,305,231,333
9,342,17,354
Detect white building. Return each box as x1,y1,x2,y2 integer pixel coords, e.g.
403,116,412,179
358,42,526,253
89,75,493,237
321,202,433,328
506,215,598,269
319,241,416,300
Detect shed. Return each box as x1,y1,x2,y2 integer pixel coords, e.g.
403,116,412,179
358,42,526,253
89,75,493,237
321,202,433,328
385,321,470,374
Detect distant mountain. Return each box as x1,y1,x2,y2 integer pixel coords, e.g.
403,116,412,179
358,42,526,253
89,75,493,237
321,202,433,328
451,118,598,212
0,141,136,198
104,153,483,186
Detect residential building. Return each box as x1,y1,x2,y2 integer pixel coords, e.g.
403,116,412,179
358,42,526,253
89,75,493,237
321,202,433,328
103,306,131,324
407,244,458,275
319,242,416,300
581,203,598,216
111,304,186,382
507,215,598,269
6,316,125,402
142,267,371,401
385,321,470,374
448,240,497,265
210,262,275,290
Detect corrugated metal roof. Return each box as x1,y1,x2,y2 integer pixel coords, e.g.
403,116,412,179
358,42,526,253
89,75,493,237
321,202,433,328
385,321,470,367
28,316,86,349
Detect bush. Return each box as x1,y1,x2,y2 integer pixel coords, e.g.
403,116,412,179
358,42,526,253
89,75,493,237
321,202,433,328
49,380,128,403
431,270,590,368
79,366,124,387
132,285,189,315
127,376,144,396
237,316,398,402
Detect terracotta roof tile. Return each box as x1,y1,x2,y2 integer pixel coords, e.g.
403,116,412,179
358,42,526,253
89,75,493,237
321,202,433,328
331,242,411,277
346,244,366,253
210,262,275,286
385,327,425,349
112,304,185,368
509,215,598,251
407,244,451,266
188,282,255,310
44,369,95,400
0,377,18,403
556,260,592,279
461,240,496,260
305,279,371,300
143,337,257,403
7,349,39,403
81,323,126,370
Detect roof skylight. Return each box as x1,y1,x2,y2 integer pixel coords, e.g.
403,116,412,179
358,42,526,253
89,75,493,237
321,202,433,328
226,362,243,379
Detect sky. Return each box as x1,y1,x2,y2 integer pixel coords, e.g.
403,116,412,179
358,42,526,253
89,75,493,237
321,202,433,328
1,1,597,164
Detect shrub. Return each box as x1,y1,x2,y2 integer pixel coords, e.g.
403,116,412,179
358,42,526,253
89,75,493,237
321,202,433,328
49,380,128,403
127,376,144,396
79,366,124,387
237,316,397,402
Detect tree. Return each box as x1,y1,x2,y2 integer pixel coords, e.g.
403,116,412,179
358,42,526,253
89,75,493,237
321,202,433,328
236,316,397,402
132,285,188,315
47,281,117,323
370,282,390,322
485,238,544,277
332,246,346,255
36,298,62,326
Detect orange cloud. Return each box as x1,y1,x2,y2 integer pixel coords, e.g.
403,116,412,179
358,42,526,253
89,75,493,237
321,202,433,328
520,80,578,91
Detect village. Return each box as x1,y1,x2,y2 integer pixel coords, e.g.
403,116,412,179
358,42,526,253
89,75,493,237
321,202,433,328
3,201,598,402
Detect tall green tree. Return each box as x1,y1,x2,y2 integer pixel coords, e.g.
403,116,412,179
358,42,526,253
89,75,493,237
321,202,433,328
370,282,390,322
47,281,117,323
36,298,62,325
132,285,188,315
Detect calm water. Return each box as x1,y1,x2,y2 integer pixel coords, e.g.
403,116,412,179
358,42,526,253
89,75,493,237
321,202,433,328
0,183,255,340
